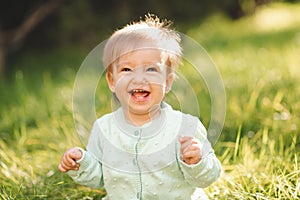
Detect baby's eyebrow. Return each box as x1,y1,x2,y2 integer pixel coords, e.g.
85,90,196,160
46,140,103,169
117,61,131,65
117,62,162,67
114,62,132,68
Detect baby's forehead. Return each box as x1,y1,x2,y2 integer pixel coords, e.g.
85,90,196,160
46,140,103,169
115,48,166,63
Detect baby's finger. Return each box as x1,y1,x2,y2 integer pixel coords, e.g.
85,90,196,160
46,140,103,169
188,142,200,150
65,153,78,166
58,160,72,172
179,137,194,153
181,144,191,154
70,149,83,161
178,135,193,143
183,149,200,158
61,156,75,170
60,159,79,172
58,163,67,172
182,150,201,164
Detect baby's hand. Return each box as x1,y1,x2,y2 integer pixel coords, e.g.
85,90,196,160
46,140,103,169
58,148,83,172
178,135,202,165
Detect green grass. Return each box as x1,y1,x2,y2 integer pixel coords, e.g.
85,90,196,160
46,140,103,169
1,2,300,199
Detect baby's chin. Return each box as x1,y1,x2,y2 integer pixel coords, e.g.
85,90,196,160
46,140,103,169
124,102,161,115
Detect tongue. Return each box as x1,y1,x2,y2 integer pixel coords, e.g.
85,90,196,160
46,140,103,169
133,92,148,98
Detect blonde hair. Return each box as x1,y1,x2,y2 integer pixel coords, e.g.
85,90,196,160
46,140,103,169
103,14,182,71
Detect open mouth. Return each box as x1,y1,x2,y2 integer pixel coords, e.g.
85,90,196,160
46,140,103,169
129,89,150,101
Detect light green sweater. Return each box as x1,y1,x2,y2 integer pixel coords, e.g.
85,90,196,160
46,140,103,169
68,103,222,199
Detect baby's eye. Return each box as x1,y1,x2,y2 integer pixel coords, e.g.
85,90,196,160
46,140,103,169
146,67,157,72
121,67,132,72
146,65,159,72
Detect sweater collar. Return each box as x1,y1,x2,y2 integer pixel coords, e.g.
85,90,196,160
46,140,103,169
112,102,171,139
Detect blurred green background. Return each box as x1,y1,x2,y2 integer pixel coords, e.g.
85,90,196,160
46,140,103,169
1,0,298,76
1,0,300,199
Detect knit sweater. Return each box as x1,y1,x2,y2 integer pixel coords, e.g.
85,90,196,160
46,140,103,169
67,103,222,199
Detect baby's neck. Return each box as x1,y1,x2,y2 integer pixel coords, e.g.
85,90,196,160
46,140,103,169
124,106,161,127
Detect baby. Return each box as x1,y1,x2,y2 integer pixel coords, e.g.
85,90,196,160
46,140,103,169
58,14,222,199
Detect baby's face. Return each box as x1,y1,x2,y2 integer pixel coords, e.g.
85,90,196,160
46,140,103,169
106,49,174,118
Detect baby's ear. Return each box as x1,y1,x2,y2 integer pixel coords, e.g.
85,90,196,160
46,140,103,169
166,73,175,93
106,71,115,92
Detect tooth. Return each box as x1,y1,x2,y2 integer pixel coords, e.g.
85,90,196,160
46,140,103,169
131,89,147,93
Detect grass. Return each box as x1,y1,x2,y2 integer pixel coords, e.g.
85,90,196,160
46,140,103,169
1,2,300,199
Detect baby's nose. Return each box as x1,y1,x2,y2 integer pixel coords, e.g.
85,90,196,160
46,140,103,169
132,68,146,83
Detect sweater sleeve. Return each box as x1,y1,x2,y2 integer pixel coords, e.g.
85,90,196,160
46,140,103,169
67,148,103,188
67,120,104,188
177,118,222,188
